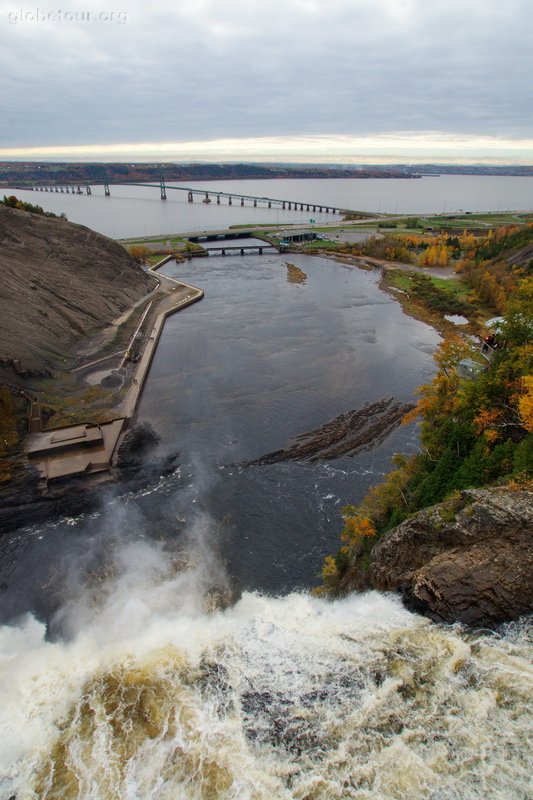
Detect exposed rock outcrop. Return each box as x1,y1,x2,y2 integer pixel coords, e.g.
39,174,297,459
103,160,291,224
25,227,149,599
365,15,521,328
240,398,414,465
115,422,179,487
0,205,155,374
338,487,533,627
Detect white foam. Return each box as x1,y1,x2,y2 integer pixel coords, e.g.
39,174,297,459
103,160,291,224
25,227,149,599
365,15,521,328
1,530,531,799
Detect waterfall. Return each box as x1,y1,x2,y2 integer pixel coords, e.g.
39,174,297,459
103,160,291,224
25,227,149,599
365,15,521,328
1,525,531,799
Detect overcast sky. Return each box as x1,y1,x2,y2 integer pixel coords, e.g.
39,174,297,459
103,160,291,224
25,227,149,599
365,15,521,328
1,0,532,162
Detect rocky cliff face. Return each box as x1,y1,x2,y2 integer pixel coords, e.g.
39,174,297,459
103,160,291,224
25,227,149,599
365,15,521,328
338,487,532,627
0,205,155,374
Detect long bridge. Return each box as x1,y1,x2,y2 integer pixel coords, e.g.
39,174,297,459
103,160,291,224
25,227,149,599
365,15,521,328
30,180,343,214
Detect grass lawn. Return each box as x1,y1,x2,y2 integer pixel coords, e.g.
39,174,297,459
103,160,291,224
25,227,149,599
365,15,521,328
119,235,191,246
414,213,529,230
229,223,286,229
429,275,471,300
388,270,470,300
147,254,166,266
298,239,346,250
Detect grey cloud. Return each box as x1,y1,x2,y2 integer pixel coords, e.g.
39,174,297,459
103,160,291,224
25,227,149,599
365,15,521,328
1,0,532,147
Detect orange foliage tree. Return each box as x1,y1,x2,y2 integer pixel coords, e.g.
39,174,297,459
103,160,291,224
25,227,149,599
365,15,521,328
340,514,376,545
128,245,151,263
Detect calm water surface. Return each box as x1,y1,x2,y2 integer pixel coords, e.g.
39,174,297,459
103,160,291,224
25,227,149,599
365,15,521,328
5,174,533,238
136,252,439,593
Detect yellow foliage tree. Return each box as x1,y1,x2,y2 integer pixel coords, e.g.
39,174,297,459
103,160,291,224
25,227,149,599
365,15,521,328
518,375,533,432
321,555,339,587
459,230,477,250
418,244,451,267
401,335,471,437
434,334,472,377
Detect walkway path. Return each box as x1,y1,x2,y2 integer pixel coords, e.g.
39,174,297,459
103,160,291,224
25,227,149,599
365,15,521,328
118,261,203,417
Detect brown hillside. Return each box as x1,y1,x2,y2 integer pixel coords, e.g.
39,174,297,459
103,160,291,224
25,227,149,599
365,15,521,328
0,206,155,373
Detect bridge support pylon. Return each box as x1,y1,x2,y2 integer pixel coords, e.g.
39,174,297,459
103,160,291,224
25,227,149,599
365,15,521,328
160,177,167,200
188,191,194,202
86,185,91,195
104,183,111,197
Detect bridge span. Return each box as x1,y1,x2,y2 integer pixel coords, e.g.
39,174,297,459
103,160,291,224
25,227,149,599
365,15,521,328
31,180,345,215
202,244,279,256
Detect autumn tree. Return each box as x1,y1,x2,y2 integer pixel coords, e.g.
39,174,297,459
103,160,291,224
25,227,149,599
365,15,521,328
518,376,533,432
340,513,376,546
128,245,151,264
418,243,451,267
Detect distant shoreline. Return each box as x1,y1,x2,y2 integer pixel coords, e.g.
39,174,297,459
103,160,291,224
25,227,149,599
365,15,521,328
1,161,533,189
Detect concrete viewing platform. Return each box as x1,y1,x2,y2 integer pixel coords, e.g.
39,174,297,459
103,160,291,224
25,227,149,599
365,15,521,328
28,423,104,455
27,419,127,483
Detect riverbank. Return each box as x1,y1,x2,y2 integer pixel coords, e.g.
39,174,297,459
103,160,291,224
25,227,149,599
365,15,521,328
0,253,204,534
317,223,532,625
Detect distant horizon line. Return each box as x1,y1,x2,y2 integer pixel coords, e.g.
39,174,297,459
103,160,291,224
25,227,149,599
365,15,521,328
1,159,532,168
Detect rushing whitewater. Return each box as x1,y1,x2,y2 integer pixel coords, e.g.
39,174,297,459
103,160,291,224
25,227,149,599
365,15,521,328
1,519,531,800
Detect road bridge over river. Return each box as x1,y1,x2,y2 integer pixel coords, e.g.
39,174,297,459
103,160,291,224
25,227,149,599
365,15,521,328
32,180,345,215
202,244,279,256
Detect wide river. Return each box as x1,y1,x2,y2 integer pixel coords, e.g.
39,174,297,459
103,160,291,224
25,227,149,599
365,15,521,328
5,174,533,238
0,198,531,798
